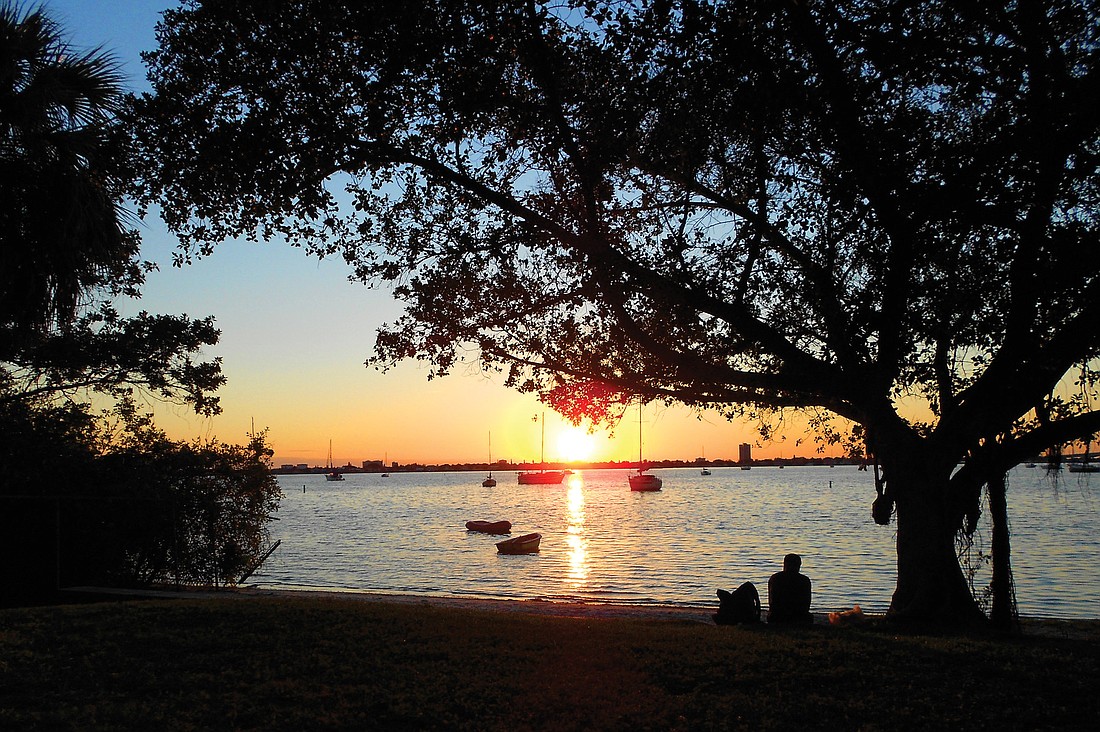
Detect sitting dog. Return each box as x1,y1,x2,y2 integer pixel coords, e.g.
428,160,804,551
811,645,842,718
713,582,761,625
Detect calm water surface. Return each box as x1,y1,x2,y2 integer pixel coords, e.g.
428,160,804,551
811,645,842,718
252,466,1098,619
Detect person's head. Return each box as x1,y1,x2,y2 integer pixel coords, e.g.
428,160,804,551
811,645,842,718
783,553,802,572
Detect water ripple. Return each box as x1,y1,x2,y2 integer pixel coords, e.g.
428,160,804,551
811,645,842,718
255,466,1097,618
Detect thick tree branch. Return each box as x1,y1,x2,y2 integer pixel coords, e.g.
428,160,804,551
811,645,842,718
782,0,917,389
496,348,853,415
670,172,864,372
950,408,1100,492
937,273,1100,450
352,139,852,397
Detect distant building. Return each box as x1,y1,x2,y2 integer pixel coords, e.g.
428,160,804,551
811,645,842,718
738,443,752,465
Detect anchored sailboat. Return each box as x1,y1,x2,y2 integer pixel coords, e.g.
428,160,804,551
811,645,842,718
325,440,344,481
518,413,566,484
629,403,662,491
482,432,497,487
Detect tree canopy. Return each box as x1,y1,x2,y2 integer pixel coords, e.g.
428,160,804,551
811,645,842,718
1,2,276,603
0,1,223,414
131,0,1100,623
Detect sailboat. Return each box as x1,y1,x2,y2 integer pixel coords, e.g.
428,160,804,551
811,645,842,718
629,403,663,491
482,432,497,487
701,446,712,475
324,440,344,481
518,413,566,485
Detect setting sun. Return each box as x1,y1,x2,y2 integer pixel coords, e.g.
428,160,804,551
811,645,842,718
556,426,599,462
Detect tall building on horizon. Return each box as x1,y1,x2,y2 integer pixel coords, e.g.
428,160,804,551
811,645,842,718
738,443,752,465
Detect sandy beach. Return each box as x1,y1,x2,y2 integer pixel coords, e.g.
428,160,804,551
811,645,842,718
67,584,721,622
254,588,722,622
64,585,1100,639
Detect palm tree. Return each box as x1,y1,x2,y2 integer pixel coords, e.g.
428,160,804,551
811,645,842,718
0,2,139,344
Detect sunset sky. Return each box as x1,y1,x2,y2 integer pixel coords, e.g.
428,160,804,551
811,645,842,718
47,0,829,467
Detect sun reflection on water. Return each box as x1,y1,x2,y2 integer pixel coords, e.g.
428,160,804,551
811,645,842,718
565,475,588,587
263,467,1097,618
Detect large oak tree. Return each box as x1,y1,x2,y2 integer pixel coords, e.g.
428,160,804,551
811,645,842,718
130,0,1100,624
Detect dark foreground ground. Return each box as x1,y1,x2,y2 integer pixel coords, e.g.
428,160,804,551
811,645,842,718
1,591,1097,731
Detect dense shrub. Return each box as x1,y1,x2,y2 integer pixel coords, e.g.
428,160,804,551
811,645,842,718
0,398,282,604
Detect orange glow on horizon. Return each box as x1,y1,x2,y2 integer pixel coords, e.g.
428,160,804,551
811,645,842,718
151,364,846,467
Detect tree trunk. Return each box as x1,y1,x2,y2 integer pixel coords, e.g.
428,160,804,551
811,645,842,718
887,464,985,625
988,474,1019,633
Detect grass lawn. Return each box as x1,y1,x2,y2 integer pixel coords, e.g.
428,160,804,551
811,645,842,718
1,595,1097,730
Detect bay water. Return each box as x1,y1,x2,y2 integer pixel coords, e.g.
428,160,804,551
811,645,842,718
252,466,1098,619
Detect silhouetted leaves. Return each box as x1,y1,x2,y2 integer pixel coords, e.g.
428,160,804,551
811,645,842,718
131,0,1100,621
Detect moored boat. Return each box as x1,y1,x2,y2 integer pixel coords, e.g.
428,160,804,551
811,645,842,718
483,432,497,486
325,439,344,481
629,472,663,491
518,470,566,485
518,413,565,484
496,532,541,554
465,520,512,534
629,402,662,491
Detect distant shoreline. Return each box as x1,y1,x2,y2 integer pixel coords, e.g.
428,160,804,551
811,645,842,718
274,458,866,475
273,459,1081,477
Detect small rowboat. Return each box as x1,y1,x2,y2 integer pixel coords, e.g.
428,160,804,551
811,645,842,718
465,520,512,535
496,532,541,554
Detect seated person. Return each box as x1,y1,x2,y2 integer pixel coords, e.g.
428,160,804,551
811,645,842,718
767,553,813,624
713,581,761,625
